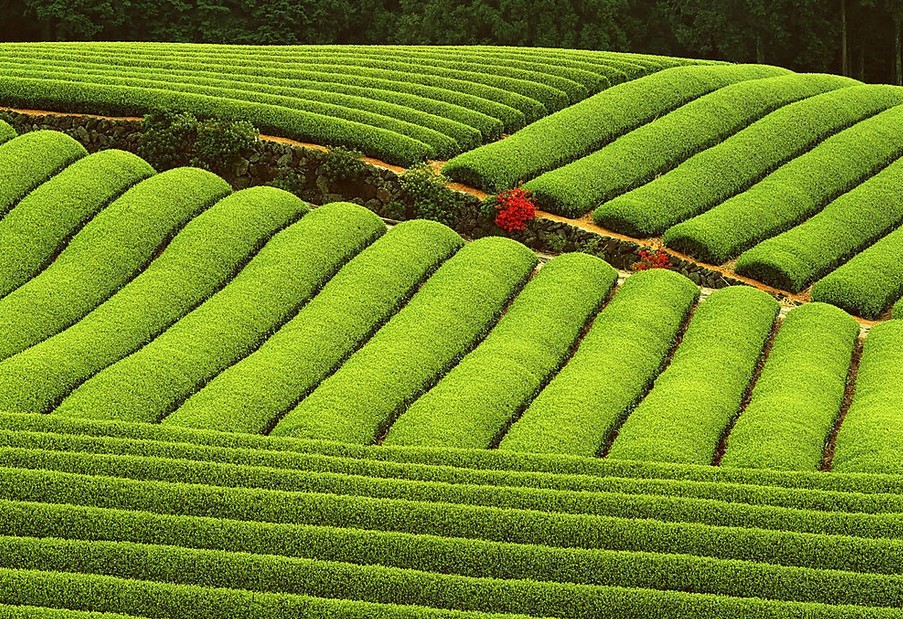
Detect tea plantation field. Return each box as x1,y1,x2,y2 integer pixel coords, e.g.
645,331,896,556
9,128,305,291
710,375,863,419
1,43,903,618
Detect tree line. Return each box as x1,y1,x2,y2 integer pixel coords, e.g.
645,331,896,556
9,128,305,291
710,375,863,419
1,0,900,85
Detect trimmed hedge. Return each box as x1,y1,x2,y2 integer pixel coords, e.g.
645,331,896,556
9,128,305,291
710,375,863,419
594,85,903,236
0,120,14,145
500,269,699,457
1,535,903,617
833,321,903,475
443,64,787,191
53,202,383,423
665,103,903,264
7,428,903,516
0,604,141,619
0,167,230,362
0,130,86,218
735,156,903,293
721,303,859,471
8,446,903,541
810,222,903,319
384,253,617,449
0,149,154,298
4,468,903,575
526,73,855,217
3,411,903,497
0,76,434,166
0,187,307,415
166,220,463,434
271,237,537,443
608,286,779,465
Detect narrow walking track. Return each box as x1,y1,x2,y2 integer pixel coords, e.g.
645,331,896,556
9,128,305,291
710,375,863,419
0,107,887,325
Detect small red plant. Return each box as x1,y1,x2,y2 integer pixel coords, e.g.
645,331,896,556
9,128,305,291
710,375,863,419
493,187,536,232
632,245,672,271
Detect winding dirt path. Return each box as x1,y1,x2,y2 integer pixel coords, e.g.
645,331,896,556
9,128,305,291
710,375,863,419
1,106,884,325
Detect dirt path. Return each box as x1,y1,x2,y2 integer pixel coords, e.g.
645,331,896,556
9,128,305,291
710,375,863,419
2,106,885,325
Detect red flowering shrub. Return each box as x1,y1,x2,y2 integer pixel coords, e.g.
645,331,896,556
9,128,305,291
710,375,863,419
632,245,672,271
493,187,536,232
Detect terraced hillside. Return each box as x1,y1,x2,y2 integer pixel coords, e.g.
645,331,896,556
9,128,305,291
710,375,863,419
446,68,903,319
0,43,706,165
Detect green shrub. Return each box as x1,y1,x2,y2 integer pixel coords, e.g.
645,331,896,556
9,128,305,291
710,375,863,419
271,237,537,443
500,269,699,456
0,149,154,298
443,64,788,192
165,220,463,433
594,85,903,236
834,321,903,474
608,286,779,465
0,120,14,145
526,73,856,217
53,202,383,424
385,253,617,449
319,145,367,182
895,297,903,319
137,110,198,170
0,186,306,415
399,163,460,226
0,167,231,362
721,303,859,471
0,130,87,218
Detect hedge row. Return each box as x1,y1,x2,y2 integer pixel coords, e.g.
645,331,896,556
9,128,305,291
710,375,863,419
594,85,903,236
166,220,463,434
6,428,903,515
721,303,859,471
4,468,903,575
1,64,471,156
665,103,903,264
526,73,856,217
271,237,537,443
0,187,306,415
442,63,787,191
0,120,13,145
810,222,903,319
384,253,616,449
8,427,903,519
1,500,901,611
8,446,903,541
0,167,230,362
14,44,575,113
53,202,383,423
3,411,903,497
2,535,903,618
834,321,903,475
499,269,699,456
0,604,141,619
0,150,154,298
735,155,903,293
608,286,779,465
0,76,434,166
0,130,86,218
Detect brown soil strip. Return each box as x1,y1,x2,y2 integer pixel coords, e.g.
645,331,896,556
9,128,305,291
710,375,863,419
0,107,884,325
712,314,782,466
821,335,864,472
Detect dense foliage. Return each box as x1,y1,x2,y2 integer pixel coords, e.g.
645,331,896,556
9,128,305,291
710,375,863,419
0,1,900,85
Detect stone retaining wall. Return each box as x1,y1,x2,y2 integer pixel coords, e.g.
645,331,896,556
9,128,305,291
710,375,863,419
1,109,756,294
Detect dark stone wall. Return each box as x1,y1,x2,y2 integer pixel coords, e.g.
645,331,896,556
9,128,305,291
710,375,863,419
1,109,762,294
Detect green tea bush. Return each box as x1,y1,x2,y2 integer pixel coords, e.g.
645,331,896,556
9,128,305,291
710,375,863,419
721,303,859,471
54,202,383,424
0,130,86,217
385,253,617,449
271,237,537,443
834,321,903,474
0,120,14,145
0,149,154,298
500,269,699,457
0,167,230,362
594,85,903,236
608,286,779,465
166,220,463,433
0,187,306,415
